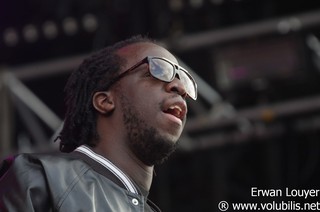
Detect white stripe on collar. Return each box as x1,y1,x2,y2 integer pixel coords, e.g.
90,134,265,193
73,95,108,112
75,145,138,194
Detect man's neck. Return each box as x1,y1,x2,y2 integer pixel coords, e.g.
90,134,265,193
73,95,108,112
92,144,154,192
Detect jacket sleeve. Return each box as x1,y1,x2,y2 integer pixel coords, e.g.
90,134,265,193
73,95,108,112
0,154,52,212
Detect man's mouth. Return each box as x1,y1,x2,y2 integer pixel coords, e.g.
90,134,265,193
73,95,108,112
163,101,187,122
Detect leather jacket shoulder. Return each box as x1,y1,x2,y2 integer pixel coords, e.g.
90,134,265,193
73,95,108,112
0,147,160,212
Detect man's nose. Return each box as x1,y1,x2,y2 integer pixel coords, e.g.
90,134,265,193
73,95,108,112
165,75,187,99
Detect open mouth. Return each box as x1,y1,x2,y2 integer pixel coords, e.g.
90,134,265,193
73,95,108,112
163,102,187,122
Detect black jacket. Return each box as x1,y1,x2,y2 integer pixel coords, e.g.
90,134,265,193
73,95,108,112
0,145,160,212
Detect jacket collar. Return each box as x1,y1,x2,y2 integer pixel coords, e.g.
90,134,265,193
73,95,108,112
74,145,139,194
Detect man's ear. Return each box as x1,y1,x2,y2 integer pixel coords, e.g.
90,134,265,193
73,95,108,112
92,91,115,114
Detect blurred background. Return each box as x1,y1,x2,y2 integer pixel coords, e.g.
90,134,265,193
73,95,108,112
1,0,320,211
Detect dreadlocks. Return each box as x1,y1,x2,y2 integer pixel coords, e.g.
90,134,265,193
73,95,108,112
58,35,155,152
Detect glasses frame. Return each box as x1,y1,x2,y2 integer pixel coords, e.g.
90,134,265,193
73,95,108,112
108,56,197,100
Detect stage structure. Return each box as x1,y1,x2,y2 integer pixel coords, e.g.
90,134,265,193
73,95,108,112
1,9,320,157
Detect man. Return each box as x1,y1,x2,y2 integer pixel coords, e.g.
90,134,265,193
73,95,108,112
0,35,197,211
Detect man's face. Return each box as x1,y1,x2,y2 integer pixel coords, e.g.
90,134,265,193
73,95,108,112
115,43,188,165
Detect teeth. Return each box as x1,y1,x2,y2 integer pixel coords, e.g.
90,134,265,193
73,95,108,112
169,105,182,112
168,105,182,117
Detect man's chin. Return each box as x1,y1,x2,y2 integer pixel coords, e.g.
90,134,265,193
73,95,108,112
133,136,179,166
149,138,179,166
160,130,182,145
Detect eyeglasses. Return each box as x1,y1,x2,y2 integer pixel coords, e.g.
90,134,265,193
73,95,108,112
109,56,197,100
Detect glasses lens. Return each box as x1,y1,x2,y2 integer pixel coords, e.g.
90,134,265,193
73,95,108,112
149,58,175,82
149,57,197,100
179,70,197,100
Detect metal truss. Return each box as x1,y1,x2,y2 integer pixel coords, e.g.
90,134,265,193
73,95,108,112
2,9,320,156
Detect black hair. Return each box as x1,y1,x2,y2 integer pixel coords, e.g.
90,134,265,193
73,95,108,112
58,35,155,152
